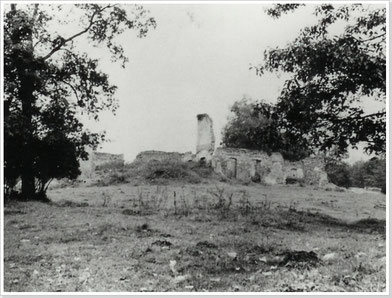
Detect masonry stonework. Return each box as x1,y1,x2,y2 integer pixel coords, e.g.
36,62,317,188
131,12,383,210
212,147,328,186
135,150,193,163
79,150,124,177
196,114,215,164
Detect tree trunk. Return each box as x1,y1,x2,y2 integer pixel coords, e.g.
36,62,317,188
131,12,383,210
14,3,37,200
20,73,36,199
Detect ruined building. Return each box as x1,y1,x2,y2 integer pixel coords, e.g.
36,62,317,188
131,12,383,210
82,113,328,186
133,113,216,165
133,113,328,186
136,114,328,187
195,114,328,186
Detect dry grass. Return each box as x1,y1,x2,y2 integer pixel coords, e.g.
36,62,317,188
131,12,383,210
3,182,386,292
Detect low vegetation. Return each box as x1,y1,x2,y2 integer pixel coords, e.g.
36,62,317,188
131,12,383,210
4,181,386,292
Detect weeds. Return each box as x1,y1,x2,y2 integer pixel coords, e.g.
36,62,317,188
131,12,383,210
207,185,233,219
102,192,111,207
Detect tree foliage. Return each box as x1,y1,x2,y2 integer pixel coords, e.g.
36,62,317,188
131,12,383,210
325,157,385,192
350,158,386,191
257,4,386,157
4,4,156,199
221,98,310,161
325,160,351,188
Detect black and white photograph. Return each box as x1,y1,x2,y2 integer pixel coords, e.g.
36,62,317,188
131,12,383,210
1,0,388,293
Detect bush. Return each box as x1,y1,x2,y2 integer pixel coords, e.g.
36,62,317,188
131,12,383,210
325,157,386,191
350,158,386,191
325,161,351,188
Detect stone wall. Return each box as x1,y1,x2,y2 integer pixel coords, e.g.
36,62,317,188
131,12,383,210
301,155,329,187
212,147,328,186
94,152,124,170
212,148,285,184
79,151,124,177
135,150,194,163
79,147,95,178
196,114,215,163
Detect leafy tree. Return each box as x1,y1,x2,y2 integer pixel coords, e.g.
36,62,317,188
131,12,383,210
256,4,386,157
325,160,351,188
350,161,366,188
4,4,156,199
362,157,386,190
350,158,385,193
221,98,310,161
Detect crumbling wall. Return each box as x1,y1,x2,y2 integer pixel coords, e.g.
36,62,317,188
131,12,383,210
94,152,124,170
196,114,215,163
284,160,305,182
300,155,328,187
79,151,124,177
212,148,285,185
79,147,95,178
135,150,194,163
212,147,328,186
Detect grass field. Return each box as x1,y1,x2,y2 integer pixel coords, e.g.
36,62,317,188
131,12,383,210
3,181,387,292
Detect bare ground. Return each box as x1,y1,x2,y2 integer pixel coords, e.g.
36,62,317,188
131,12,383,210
3,182,386,292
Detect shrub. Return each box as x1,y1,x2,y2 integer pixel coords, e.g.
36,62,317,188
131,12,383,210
125,159,205,184
350,158,386,191
325,161,351,188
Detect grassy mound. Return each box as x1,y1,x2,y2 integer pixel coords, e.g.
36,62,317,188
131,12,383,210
125,159,216,184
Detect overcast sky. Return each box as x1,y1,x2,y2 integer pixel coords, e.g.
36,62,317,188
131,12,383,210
51,3,384,163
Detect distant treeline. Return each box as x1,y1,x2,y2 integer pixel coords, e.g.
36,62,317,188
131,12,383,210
325,157,386,193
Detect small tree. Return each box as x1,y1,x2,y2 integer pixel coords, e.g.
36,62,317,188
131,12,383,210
350,158,385,193
362,157,386,190
222,98,310,161
350,161,366,188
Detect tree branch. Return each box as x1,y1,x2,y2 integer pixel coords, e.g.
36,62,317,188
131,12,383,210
57,79,81,103
339,111,386,122
41,5,112,60
44,178,54,193
352,32,386,43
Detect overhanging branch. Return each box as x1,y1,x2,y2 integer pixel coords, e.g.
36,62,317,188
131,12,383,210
41,5,112,61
